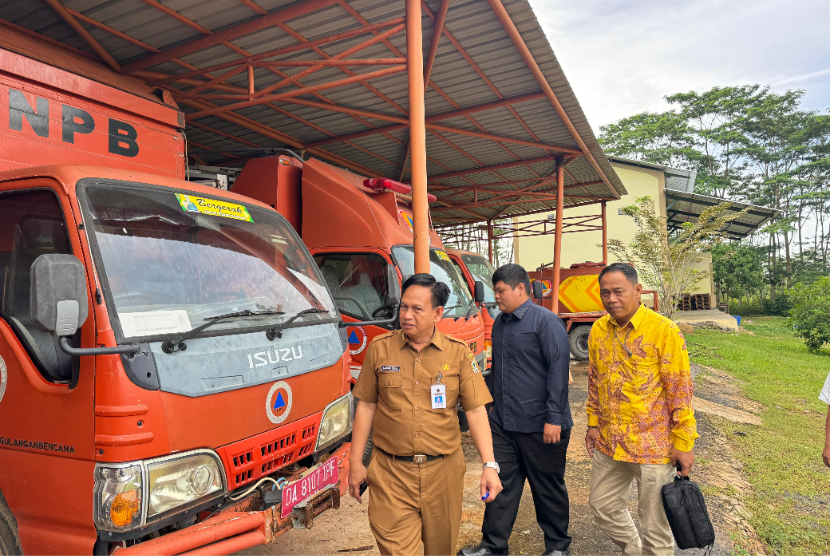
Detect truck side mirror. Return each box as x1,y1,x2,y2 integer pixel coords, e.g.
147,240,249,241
30,254,139,356
30,254,89,337
387,265,401,305
474,281,485,303
532,280,544,300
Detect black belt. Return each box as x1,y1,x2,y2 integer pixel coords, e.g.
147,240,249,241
376,447,444,464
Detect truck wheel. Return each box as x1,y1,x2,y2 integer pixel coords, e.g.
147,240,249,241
0,491,22,556
362,434,374,467
568,325,591,361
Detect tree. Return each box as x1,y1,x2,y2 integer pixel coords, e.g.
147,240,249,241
608,196,746,319
711,243,765,309
599,84,830,311
788,276,830,353
598,111,698,169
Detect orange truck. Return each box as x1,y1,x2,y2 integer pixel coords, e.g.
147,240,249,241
446,249,499,369
232,157,489,388
0,30,353,555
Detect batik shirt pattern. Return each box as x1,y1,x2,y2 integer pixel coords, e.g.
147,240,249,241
587,304,699,464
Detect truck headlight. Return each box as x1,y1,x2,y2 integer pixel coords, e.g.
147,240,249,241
315,393,353,453
146,452,224,519
484,339,492,358
94,450,226,532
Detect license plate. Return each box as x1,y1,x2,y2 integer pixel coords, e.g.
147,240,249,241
280,457,338,518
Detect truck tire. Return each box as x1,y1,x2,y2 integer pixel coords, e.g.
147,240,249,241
0,491,22,556
569,325,591,361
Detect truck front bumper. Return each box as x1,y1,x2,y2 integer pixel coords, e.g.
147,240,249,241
112,442,350,556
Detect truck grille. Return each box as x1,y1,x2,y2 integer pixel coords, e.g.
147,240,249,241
216,412,321,489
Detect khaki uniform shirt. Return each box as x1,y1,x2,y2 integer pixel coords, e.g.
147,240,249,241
353,328,492,456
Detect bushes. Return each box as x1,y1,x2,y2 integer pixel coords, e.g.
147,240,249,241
762,295,792,317
788,277,830,352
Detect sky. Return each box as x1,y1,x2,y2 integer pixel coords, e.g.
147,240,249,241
529,0,830,133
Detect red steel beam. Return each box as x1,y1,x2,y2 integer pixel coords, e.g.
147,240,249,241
237,0,268,15
485,0,619,199
42,0,120,71
252,58,407,67
431,194,613,212
407,0,430,274
64,7,160,52
430,154,567,180
122,0,343,73
423,0,450,89
138,0,211,34
251,24,405,99
551,159,565,313
185,65,407,119
0,19,101,61
279,98,578,153
143,18,404,86
304,92,547,147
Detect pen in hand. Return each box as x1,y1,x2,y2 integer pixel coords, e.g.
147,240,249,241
481,492,490,501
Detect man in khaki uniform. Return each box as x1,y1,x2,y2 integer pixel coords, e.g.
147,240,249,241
349,273,502,556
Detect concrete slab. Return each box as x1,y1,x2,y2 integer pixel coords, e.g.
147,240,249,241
674,309,739,330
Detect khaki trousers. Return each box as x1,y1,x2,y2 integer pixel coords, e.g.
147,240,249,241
367,448,466,555
589,450,676,556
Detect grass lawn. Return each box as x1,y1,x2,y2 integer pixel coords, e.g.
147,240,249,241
685,316,830,555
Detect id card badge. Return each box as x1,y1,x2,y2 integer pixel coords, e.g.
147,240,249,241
431,384,447,409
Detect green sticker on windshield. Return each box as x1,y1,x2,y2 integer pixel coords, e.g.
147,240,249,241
175,193,253,222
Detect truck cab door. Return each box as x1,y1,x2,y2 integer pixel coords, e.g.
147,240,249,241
0,182,97,553
312,250,398,383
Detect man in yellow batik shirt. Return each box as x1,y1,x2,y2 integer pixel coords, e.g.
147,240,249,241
585,263,698,556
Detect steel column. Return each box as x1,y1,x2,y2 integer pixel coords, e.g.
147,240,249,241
407,0,430,274
484,0,619,200
487,220,494,264
551,158,565,314
601,201,608,264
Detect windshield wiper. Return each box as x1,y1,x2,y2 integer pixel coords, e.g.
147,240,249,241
266,308,328,341
462,299,478,321
161,309,284,354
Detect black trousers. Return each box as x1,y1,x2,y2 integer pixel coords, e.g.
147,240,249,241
481,418,572,553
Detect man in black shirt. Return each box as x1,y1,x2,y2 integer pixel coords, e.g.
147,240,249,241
460,264,573,556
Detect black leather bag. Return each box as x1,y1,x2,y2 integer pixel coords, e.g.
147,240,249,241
661,475,715,550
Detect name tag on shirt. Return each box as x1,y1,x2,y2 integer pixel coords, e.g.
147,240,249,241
431,384,446,409
381,366,400,372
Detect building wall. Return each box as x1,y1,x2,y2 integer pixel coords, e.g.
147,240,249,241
513,162,714,297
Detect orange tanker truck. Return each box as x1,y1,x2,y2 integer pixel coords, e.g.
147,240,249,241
232,156,489,386
529,262,658,360
0,31,353,555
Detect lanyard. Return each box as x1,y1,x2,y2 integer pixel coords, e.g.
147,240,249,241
614,326,632,358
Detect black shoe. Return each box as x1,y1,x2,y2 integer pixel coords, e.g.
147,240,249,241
458,544,506,556
541,550,570,556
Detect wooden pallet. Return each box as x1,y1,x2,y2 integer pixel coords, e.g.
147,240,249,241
676,294,711,311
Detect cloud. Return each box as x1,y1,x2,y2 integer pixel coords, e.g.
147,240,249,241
530,0,830,131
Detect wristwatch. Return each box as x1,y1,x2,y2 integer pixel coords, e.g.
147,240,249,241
482,462,500,473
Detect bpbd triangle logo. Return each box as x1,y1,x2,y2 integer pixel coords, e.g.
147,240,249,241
266,381,292,424
347,326,367,355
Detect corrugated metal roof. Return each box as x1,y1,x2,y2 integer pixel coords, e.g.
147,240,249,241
664,190,780,240
0,0,626,225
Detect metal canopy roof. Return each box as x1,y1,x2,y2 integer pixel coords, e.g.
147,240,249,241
665,189,781,240
1,0,625,226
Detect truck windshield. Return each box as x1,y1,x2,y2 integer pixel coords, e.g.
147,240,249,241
392,246,473,319
82,183,337,340
460,254,497,304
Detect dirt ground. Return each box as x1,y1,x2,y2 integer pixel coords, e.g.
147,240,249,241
240,360,765,556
